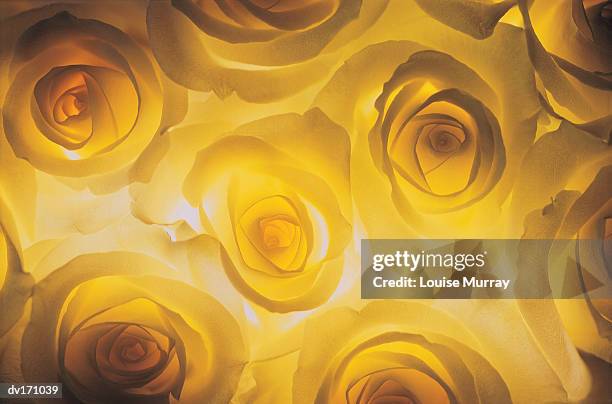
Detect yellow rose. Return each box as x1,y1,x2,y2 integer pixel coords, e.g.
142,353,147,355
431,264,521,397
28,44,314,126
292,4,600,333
21,251,246,403
369,52,505,214
517,0,612,125
515,165,611,378
313,29,539,237
182,109,352,312
512,166,611,401
557,166,611,337
0,197,32,337
146,0,389,101
292,301,560,404
407,0,611,127
0,4,186,178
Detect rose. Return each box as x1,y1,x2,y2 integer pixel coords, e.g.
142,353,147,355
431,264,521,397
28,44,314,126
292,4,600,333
313,29,539,237
0,4,186,178
517,0,612,125
552,168,612,403
516,164,611,361
556,166,611,338
409,0,611,127
146,0,389,101
369,52,505,215
291,301,567,404
21,251,246,403
181,109,352,312
511,165,611,401
0,197,32,337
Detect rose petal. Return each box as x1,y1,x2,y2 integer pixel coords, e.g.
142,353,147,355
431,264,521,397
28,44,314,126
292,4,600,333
0,198,33,336
414,0,516,39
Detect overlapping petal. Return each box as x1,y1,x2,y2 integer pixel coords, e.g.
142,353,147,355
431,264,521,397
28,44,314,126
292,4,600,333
0,197,33,336
21,251,246,403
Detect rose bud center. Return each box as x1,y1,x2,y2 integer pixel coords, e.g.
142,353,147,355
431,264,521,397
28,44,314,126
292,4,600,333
259,216,299,250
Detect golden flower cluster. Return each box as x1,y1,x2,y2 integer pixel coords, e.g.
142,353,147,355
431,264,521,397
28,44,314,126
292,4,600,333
0,1,610,403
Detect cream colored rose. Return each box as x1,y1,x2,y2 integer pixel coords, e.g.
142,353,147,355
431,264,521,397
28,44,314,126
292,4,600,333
408,0,611,127
0,5,186,178
559,167,611,336
313,31,539,237
146,0,389,101
517,0,612,125
515,165,611,386
182,109,352,312
21,251,246,403
293,301,515,404
368,52,505,214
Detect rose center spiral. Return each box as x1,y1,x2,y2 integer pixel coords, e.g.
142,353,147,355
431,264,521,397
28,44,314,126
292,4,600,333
117,336,148,362
347,368,450,404
259,216,299,250
53,84,89,123
428,129,463,154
